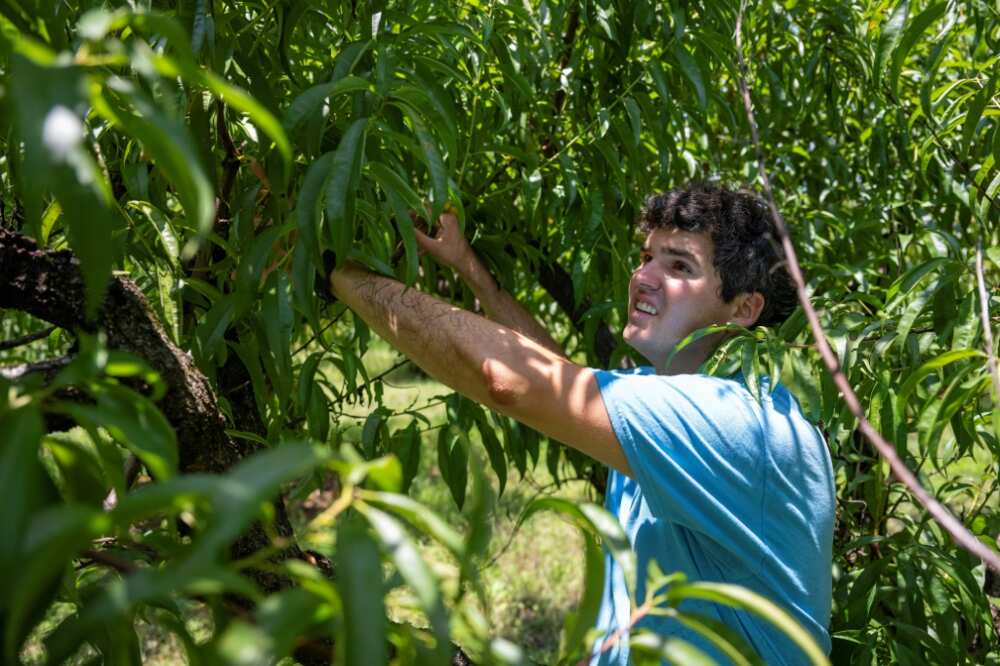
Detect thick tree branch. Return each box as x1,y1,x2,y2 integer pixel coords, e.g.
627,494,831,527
734,0,1000,574
535,257,618,367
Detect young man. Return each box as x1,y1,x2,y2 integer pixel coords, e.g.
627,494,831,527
328,184,834,665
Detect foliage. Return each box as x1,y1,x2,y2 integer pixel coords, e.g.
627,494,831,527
0,0,998,664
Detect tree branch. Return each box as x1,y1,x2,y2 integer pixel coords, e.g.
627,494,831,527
0,325,57,351
976,241,1000,418
0,354,72,380
734,0,1000,573
535,257,619,367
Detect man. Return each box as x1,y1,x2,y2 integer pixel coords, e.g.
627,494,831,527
328,184,834,665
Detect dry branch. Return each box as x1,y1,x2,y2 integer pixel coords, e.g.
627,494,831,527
734,0,1000,573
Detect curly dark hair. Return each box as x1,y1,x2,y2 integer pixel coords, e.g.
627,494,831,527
638,183,797,328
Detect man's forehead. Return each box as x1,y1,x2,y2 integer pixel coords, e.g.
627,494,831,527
641,228,713,261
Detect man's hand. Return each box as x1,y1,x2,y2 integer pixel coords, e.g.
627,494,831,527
411,210,566,358
414,210,474,272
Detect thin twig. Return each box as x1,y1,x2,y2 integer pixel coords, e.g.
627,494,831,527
480,476,591,571
79,548,138,574
0,355,73,380
582,598,654,665
734,0,1000,573
329,358,411,408
0,325,56,352
292,309,346,356
976,241,1000,411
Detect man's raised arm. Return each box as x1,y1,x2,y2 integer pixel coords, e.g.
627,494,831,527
329,263,630,475
414,213,565,357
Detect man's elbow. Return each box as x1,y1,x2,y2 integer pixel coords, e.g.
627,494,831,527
481,358,531,408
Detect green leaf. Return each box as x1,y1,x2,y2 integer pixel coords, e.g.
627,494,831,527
522,498,636,598
398,103,448,221
672,42,706,110
213,620,276,666
474,410,507,496
387,421,421,493
260,271,294,408
284,75,371,134
885,257,950,303
0,404,52,566
896,349,984,406
874,1,909,90
557,531,605,663
43,435,108,506
671,612,764,666
437,425,468,510
666,583,829,665
94,81,215,257
296,151,335,268
0,405,60,662
361,406,388,459
357,490,465,559
253,589,331,660
325,118,369,260
10,56,119,316
360,504,450,662
369,161,424,286
6,506,112,662
629,634,715,666
335,517,388,666
888,2,946,96
961,75,994,154
57,384,178,481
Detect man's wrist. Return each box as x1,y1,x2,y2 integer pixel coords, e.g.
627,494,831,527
327,260,369,299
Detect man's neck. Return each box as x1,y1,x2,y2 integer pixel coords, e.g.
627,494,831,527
655,349,709,375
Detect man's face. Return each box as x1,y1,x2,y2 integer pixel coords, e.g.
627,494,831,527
623,227,741,372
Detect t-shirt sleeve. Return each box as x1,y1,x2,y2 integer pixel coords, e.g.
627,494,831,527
593,369,766,549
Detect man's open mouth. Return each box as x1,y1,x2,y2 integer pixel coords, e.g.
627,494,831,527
634,301,658,316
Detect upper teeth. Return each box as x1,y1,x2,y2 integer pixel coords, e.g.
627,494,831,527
636,302,657,315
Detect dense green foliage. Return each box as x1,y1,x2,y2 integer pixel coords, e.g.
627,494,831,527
1,0,998,664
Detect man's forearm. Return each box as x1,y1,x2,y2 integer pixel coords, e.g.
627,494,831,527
330,264,523,408
453,253,565,357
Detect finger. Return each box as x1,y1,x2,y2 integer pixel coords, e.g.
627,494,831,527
437,211,459,232
408,209,431,235
413,225,434,247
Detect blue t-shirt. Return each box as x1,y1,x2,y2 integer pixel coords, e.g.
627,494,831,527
589,367,834,665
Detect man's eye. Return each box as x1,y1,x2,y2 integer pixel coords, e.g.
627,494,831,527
673,262,691,273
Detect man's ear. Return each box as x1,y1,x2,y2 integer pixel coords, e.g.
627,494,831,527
731,292,765,327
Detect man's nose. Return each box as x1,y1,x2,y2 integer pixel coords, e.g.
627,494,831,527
633,264,659,292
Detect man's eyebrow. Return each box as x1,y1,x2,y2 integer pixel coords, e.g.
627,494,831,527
657,244,698,262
